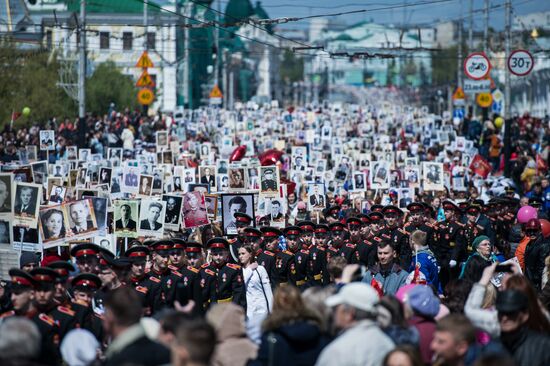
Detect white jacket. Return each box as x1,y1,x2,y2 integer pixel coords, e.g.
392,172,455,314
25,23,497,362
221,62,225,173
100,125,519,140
316,320,395,366
243,265,273,319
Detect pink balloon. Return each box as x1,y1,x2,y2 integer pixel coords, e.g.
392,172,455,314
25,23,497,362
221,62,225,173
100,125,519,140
517,205,538,224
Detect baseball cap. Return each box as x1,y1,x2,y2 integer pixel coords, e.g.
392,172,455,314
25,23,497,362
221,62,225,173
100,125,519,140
325,283,379,313
407,285,440,318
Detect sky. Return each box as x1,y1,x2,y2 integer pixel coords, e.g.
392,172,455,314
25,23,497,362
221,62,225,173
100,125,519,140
215,0,550,31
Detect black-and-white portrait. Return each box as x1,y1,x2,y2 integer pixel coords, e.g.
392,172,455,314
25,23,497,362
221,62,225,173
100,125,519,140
66,199,98,236
0,174,13,214
162,194,183,230
13,182,42,228
138,199,166,237
114,200,139,237
221,193,255,235
39,130,55,151
39,206,67,245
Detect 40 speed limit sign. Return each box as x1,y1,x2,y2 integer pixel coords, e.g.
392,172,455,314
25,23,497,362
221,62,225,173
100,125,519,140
508,50,534,76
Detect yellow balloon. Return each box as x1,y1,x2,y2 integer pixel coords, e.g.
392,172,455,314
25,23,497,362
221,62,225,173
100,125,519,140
22,107,31,117
495,117,504,129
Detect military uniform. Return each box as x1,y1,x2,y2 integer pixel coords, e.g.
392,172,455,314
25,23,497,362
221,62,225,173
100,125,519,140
172,265,203,312
256,249,277,285
308,224,330,286
275,249,296,285
327,222,359,264
381,206,411,269
70,273,105,342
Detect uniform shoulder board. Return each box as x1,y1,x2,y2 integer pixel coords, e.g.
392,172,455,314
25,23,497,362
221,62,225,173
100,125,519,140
187,266,199,273
300,249,310,255
346,243,356,249
57,306,75,317
149,276,161,283
204,269,216,276
283,250,294,256
477,224,485,231
171,270,183,277
135,286,148,294
72,299,88,307
455,221,465,227
0,310,15,319
168,264,178,271
425,222,434,228
226,263,241,270
39,313,56,327
228,238,237,244
264,250,275,256
374,236,382,242
398,228,408,235
201,263,210,268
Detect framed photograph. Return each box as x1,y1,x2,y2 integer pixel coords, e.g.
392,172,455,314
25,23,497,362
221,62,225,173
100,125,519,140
188,183,209,195
65,199,98,238
90,197,108,236
108,148,122,161
221,193,255,235
453,176,466,191
291,146,307,172
39,205,68,247
151,169,164,195
204,194,218,220
422,162,445,191
51,164,64,178
398,188,414,209
94,234,116,256
48,185,66,205
110,168,123,195
79,149,91,162
405,157,418,168
307,183,326,210
99,167,112,186
199,166,217,191
113,200,139,237
405,168,420,188
68,169,78,188
162,194,183,231
39,130,55,151
31,161,48,185
370,161,390,189
182,191,209,228
12,225,40,252
76,167,88,188
228,167,246,190
351,171,367,192
218,174,229,191
122,166,140,193
138,174,153,196
396,150,408,166
13,182,42,228
26,145,37,162
156,131,168,148
0,173,13,216
0,219,11,246
259,166,280,195
267,197,286,226
217,159,229,174
138,199,166,237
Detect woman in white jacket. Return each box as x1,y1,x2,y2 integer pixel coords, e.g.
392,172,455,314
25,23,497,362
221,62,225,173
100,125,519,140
238,245,273,344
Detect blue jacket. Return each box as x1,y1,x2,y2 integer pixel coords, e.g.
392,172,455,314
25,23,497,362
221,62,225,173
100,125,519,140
409,248,441,293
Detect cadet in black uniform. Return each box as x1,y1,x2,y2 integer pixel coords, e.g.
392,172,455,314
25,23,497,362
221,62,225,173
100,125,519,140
1,269,60,365
381,205,411,269
70,242,101,275
437,201,466,284
166,240,203,313
296,220,315,249
404,203,436,251
308,224,329,286
147,240,183,312
70,273,104,343
355,214,378,268
30,267,78,340
261,226,294,286
327,222,359,264
200,238,245,308
125,245,156,315
284,226,309,288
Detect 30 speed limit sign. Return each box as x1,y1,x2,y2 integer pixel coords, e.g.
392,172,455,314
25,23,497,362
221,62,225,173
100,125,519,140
507,50,534,76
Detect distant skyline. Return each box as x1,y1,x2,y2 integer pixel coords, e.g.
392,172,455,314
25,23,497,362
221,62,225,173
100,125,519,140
214,0,550,31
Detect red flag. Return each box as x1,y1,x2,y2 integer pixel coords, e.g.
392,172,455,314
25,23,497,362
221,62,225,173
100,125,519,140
469,154,492,179
370,277,384,298
536,154,547,172
11,112,21,121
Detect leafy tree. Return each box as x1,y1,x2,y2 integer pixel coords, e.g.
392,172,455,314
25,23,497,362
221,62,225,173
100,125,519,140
0,41,76,128
280,50,304,83
86,61,139,115
432,46,458,86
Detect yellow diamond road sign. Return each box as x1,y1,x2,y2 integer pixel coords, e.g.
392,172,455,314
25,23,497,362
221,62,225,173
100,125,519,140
136,51,154,68
136,70,155,87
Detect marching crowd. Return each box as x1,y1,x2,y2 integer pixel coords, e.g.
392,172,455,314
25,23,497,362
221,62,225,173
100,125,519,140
0,102,550,366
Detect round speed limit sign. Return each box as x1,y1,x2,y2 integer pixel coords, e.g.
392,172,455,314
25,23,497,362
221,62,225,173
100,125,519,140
507,50,534,76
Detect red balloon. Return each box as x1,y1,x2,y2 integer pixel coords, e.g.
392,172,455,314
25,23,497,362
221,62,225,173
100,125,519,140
280,177,296,196
187,159,198,168
540,219,550,238
259,149,284,166
230,145,247,162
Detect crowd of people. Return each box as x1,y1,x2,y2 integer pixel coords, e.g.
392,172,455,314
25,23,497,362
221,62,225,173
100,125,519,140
0,101,550,366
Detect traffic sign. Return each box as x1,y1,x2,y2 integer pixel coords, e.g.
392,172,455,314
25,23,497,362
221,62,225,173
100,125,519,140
136,70,155,87
492,89,504,114
452,87,465,100
464,79,491,94
136,51,154,68
476,92,493,108
209,84,223,105
464,52,491,80
137,88,154,105
507,49,534,76
453,108,465,119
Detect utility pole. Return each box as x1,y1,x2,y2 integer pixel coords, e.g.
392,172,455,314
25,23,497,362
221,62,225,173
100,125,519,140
457,4,463,88
483,0,489,54
222,49,228,109
504,0,511,119
78,0,86,119
468,0,473,51
143,0,148,51
183,2,192,108
214,0,221,87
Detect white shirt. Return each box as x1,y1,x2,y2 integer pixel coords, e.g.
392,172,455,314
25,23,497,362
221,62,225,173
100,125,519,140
242,265,273,319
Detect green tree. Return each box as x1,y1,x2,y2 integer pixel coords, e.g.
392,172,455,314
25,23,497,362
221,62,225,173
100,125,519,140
86,61,139,115
0,41,76,128
280,50,304,83
432,46,458,85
